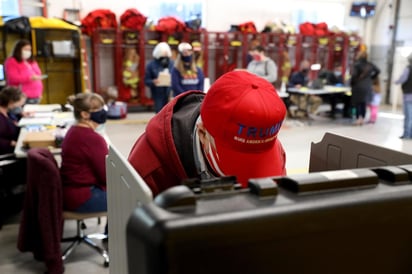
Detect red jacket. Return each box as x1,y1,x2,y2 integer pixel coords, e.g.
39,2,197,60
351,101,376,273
128,91,204,196
18,148,63,274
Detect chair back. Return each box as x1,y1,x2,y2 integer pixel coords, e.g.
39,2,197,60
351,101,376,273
18,148,64,274
106,144,152,274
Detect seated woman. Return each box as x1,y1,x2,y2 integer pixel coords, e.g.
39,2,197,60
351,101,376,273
0,86,27,225
60,93,108,232
0,86,26,155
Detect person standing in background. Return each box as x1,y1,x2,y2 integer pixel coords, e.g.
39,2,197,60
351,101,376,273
367,76,381,124
171,42,204,97
191,41,204,69
4,40,44,104
395,52,412,139
144,42,174,113
246,45,278,85
350,51,380,126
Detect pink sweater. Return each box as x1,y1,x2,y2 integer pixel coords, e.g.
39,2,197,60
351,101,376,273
4,57,43,99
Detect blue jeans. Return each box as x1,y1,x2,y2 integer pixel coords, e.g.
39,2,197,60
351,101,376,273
75,186,107,213
151,88,170,113
403,94,412,138
75,186,108,234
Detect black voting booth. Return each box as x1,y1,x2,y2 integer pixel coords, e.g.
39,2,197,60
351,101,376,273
126,133,412,274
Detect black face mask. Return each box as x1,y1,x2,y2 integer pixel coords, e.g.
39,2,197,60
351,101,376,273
301,68,309,74
90,109,107,124
159,57,170,68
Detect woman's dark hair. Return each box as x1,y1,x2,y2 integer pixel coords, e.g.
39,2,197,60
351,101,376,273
253,45,266,53
0,86,25,107
11,39,33,62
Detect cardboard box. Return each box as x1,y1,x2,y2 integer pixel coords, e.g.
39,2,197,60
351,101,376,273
23,131,56,148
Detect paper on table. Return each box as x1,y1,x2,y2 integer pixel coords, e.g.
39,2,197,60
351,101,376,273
18,117,53,127
33,112,54,118
157,72,171,87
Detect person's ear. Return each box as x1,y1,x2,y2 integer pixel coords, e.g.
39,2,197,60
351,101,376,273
197,122,208,146
80,110,90,120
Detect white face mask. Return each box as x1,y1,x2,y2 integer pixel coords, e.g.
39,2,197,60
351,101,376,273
22,50,32,60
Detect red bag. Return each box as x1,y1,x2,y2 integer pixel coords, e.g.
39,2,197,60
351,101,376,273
81,9,118,35
299,22,315,35
120,8,147,31
315,22,329,36
238,21,257,33
155,17,186,34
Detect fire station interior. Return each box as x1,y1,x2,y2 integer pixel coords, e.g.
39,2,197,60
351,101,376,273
1,0,412,273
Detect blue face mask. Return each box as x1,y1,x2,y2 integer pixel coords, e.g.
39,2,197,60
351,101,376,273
90,109,107,124
9,106,23,115
181,55,192,63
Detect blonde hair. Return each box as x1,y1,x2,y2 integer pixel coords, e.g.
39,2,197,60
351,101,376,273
71,92,105,120
174,54,198,76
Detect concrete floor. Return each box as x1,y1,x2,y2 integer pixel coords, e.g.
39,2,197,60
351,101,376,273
1,104,411,273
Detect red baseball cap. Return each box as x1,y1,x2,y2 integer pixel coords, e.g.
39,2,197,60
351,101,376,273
200,70,287,187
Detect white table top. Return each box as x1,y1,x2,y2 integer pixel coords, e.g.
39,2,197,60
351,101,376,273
14,127,64,158
23,104,62,113
288,85,351,95
14,110,74,158
278,92,289,98
18,111,74,127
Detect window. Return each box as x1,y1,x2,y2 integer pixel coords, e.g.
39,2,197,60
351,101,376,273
145,0,203,26
291,1,345,31
0,0,20,17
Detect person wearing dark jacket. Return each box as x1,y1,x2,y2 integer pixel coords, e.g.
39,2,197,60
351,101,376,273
395,52,412,139
129,71,287,196
350,51,380,125
319,64,351,118
287,60,322,115
171,42,204,96
144,42,174,113
0,86,26,155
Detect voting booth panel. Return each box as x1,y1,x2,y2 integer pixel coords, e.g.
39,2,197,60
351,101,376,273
124,133,412,274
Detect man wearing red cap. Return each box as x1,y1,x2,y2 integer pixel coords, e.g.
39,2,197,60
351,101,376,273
128,70,287,196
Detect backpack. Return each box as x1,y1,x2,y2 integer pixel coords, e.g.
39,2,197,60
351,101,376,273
2,16,32,58
120,9,147,31
3,16,31,35
81,9,118,36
